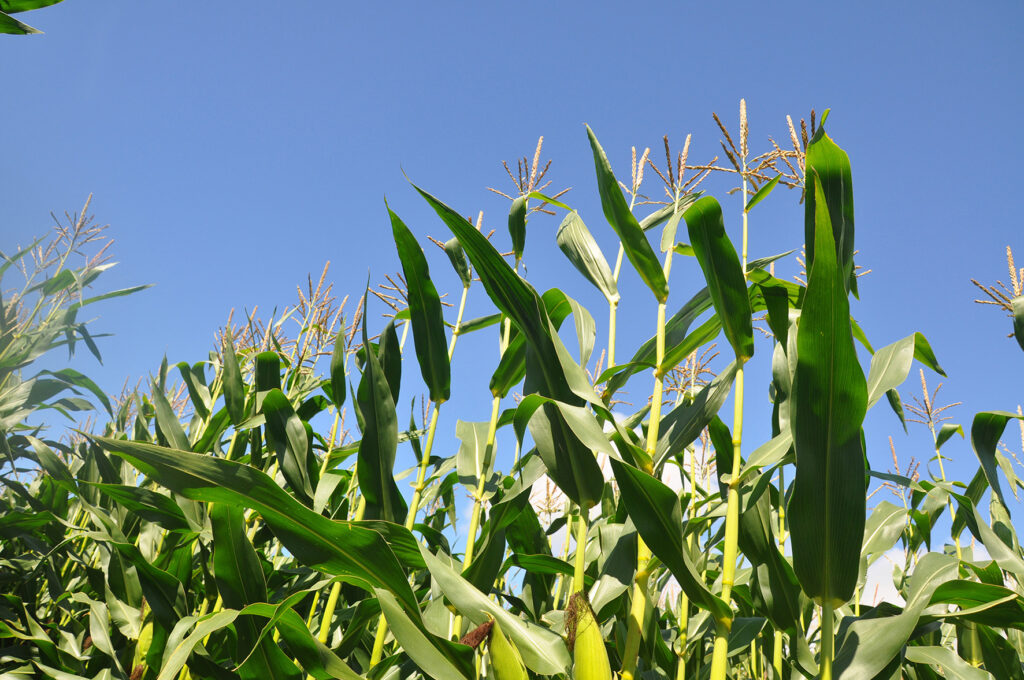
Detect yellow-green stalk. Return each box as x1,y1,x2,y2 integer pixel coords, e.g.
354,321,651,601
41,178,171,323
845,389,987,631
621,169,680,680
709,99,751,680
451,394,502,638
820,603,835,680
368,282,469,665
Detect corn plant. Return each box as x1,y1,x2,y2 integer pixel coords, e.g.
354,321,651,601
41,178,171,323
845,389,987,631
3,107,1024,680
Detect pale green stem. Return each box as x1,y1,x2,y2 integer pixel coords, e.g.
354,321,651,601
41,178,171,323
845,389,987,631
622,199,676,679
820,603,834,680
451,395,501,638
710,137,752,680
573,510,588,594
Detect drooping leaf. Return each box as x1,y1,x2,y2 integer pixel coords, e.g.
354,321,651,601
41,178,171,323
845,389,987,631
744,174,781,213
586,125,668,302
416,183,604,509
91,436,422,617
262,388,317,505
789,172,868,607
555,211,619,304
419,547,571,675
388,204,451,403
508,195,527,261
684,196,754,361
804,124,856,293
356,296,406,524
970,410,1022,513
222,336,246,425
609,458,732,624
376,588,475,680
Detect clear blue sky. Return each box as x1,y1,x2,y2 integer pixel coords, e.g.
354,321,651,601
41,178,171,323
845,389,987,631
4,2,1023,515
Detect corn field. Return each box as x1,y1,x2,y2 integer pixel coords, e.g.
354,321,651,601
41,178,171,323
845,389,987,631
2,105,1024,680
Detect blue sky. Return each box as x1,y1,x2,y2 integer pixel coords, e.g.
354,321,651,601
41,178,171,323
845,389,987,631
4,2,1024,517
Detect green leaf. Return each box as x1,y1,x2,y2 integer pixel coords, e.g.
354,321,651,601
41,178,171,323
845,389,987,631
176,362,211,422
222,336,246,426
0,1,65,12
527,190,572,211
804,124,856,293
683,196,754,361
416,183,604,508
936,422,964,450
92,436,422,617
609,458,732,624
356,295,406,524
971,410,1023,512
508,195,527,261
789,172,868,607
832,553,958,678
443,237,473,287
904,646,995,680
586,125,668,302
262,388,317,504
1012,295,1024,352
655,360,738,469
0,11,37,33
456,420,494,490
150,378,190,452
865,333,944,411
389,205,451,403
375,589,475,680
744,174,781,212
211,504,301,680
418,547,570,675
555,211,619,304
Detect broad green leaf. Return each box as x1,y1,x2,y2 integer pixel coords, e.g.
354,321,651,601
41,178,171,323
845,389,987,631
936,422,964,450
356,297,406,524
88,482,191,533
417,183,604,508
684,196,753,361
555,211,619,304
655,360,738,468
156,611,239,680
861,501,907,565
832,553,958,678
176,361,211,421
0,1,65,12
609,458,732,624
329,324,347,410
971,410,1022,512
262,388,317,504
789,173,867,607
927,580,1024,631
150,378,190,452
586,125,668,302
222,336,246,425
375,588,475,680
91,436,422,616
904,646,994,680
527,190,572,211
976,625,1024,680
1012,295,1024,352
455,419,494,489
508,195,527,260
804,124,856,293
418,547,570,675
443,237,472,287
388,205,451,403
639,194,701,232
744,174,781,212
211,504,301,680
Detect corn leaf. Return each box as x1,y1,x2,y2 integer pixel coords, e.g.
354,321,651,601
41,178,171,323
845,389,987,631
356,297,406,524
555,211,619,304
586,125,668,302
388,205,451,403
789,173,867,607
684,196,754,361
91,436,422,617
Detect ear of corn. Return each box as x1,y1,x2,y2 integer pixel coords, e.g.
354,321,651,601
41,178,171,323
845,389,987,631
487,617,528,680
568,592,613,680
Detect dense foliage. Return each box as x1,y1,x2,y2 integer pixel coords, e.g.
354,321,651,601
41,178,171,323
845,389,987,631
2,109,1023,680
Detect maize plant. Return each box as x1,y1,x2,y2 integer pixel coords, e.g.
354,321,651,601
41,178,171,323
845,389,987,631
2,105,1023,680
